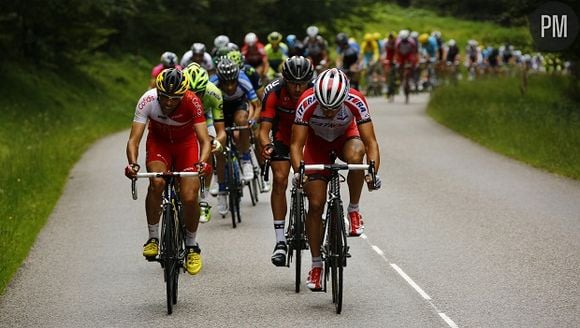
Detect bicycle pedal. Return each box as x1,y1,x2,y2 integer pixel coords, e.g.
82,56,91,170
145,255,158,262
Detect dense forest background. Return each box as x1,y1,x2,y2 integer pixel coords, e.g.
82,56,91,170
1,0,578,67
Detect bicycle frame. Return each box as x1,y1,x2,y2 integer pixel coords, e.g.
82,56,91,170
223,125,250,228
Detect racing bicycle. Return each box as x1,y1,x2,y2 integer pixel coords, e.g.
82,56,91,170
131,171,204,315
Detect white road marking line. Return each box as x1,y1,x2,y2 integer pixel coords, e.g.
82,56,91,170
362,234,459,326
439,313,459,328
371,245,384,256
390,263,432,300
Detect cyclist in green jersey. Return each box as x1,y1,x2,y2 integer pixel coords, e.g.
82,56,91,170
183,62,226,223
264,31,289,81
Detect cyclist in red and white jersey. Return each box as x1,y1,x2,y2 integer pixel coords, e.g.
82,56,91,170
259,56,314,267
290,68,381,291
125,68,212,275
241,32,269,81
394,30,418,69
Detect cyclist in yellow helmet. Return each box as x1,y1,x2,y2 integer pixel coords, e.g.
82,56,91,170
125,68,212,275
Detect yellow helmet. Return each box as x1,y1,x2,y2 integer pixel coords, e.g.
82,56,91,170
363,33,373,42
373,32,381,40
267,31,283,44
418,33,429,44
155,68,189,96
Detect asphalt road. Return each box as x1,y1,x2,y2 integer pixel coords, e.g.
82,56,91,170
1,93,579,328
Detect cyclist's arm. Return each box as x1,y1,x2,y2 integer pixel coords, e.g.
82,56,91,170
358,122,380,173
214,121,226,148
249,99,261,122
126,121,146,165
259,121,273,148
193,121,212,164
290,123,308,172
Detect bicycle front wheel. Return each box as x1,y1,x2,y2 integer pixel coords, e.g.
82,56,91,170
293,189,306,293
162,205,178,315
329,199,344,314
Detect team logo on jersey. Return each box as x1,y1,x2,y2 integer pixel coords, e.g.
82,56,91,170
138,94,156,110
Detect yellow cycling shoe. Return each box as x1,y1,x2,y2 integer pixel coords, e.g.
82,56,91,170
185,245,202,275
142,238,159,258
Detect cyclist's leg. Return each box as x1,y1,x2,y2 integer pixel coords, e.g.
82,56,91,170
173,138,202,237
304,178,326,255
339,132,366,236
174,140,203,275
234,108,250,153
270,157,291,234
144,137,171,226
270,153,291,266
339,137,365,206
234,106,253,181
303,136,331,263
143,137,171,257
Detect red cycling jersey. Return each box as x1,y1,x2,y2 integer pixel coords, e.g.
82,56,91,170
294,88,372,170
241,42,267,68
394,38,418,66
134,89,206,170
260,79,302,146
134,89,206,142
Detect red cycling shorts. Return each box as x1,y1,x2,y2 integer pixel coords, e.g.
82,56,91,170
146,134,200,172
303,122,360,177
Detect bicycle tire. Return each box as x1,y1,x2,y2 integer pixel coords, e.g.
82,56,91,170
226,152,239,228
294,188,306,293
330,199,344,314
162,205,176,315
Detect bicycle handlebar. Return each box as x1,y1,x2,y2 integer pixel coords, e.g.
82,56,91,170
303,163,371,171
135,172,200,178
297,160,377,188
131,171,204,200
224,125,251,132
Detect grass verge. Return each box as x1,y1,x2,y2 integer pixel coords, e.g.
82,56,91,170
427,73,580,179
0,53,150,294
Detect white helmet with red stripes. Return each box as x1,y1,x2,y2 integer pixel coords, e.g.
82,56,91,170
314,68,350,111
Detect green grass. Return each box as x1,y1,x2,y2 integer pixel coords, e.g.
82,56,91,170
427,74,580,179
337,3,532,50
0,53,151,294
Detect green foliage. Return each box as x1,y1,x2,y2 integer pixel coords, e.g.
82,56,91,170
0,53,151,294
427,75,580,179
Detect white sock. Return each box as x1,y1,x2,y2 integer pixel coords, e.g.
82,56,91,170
185,230,197,247
148,224,159,240
274,220,285,243
312,256,323,268
347,203,359,213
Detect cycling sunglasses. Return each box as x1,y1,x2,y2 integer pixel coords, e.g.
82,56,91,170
158,92,184,101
